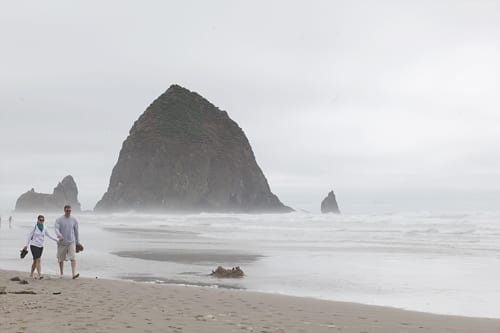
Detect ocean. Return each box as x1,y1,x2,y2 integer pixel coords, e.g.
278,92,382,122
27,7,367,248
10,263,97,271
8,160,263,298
0,211,499,319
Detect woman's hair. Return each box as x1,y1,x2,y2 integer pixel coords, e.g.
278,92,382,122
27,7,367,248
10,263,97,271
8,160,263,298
37,215,44,221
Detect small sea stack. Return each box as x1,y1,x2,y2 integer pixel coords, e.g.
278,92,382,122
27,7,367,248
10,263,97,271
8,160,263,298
321,190,340,214
15,175,81,212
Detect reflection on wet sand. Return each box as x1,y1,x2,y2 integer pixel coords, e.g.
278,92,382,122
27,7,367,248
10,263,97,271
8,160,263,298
112,249,264,265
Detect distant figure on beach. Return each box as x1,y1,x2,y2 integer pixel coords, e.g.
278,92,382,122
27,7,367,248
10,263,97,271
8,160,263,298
9,216,12,228
55,205,81,279
23,215,58,279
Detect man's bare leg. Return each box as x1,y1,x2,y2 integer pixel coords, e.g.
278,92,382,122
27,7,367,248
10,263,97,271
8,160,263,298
59,261,64,278
71,260,78,279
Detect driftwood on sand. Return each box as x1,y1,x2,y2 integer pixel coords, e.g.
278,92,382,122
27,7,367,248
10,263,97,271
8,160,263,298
210,266,244,278
9,290,37,294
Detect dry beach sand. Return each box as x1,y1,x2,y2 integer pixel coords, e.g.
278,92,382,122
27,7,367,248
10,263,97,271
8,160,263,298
1,269,499,333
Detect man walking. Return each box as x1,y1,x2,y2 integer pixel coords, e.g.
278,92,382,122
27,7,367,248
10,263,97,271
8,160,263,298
55,205,81,279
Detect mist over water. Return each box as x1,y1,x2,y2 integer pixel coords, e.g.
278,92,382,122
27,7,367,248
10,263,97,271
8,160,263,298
1,210,499,318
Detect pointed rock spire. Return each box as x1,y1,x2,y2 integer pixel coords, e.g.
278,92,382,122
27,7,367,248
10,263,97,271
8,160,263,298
321,190,340,214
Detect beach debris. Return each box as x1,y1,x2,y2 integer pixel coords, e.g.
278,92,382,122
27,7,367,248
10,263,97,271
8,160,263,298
52,292,62,295
210,266,244,278
194,314,216,321
10,276,21,281
9,290,37,294
19,280,29,285
0,286,6,294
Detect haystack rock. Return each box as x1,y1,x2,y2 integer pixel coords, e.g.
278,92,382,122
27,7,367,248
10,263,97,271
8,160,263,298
95,84,292,213
15,175,81,211
321,190,340,214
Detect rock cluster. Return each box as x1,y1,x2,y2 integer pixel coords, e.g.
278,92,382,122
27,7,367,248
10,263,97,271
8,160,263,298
210,266,244,278
95,84,292,213
15,175,81,212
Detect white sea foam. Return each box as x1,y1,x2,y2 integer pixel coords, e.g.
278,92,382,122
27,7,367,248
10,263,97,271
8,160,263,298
0,210,499,318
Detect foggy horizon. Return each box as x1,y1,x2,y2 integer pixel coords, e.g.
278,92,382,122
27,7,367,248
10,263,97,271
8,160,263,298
1,1,499,213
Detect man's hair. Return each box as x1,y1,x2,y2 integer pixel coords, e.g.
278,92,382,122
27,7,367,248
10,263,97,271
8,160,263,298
37,215,44,220
64,205,71,210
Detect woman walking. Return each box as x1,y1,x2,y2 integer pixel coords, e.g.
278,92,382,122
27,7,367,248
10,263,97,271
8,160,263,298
22,215,58,279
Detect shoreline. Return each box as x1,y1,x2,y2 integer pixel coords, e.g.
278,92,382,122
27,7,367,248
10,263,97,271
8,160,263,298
121,275,500,321
1,269,499,332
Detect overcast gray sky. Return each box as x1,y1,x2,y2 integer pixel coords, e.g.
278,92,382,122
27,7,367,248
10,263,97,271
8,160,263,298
1,0,499,213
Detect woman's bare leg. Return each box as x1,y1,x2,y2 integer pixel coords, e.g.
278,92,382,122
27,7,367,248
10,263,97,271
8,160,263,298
30,260,36,278
35,259,42,279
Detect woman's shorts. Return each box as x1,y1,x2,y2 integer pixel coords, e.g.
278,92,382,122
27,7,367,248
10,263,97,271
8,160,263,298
30,245,43,260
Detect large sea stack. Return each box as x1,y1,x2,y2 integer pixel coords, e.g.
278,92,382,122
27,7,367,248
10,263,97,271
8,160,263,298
15,175,81,212
95,84,291,213
321,190,340,214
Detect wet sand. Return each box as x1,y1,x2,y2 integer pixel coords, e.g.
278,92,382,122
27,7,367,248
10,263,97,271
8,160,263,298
112,249,263,264
1,269,499,333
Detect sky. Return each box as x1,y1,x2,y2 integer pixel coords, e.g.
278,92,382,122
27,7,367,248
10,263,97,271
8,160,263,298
1,0,499,213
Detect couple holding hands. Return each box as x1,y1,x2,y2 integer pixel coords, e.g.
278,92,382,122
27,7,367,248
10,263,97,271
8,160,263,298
22,205,83,280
